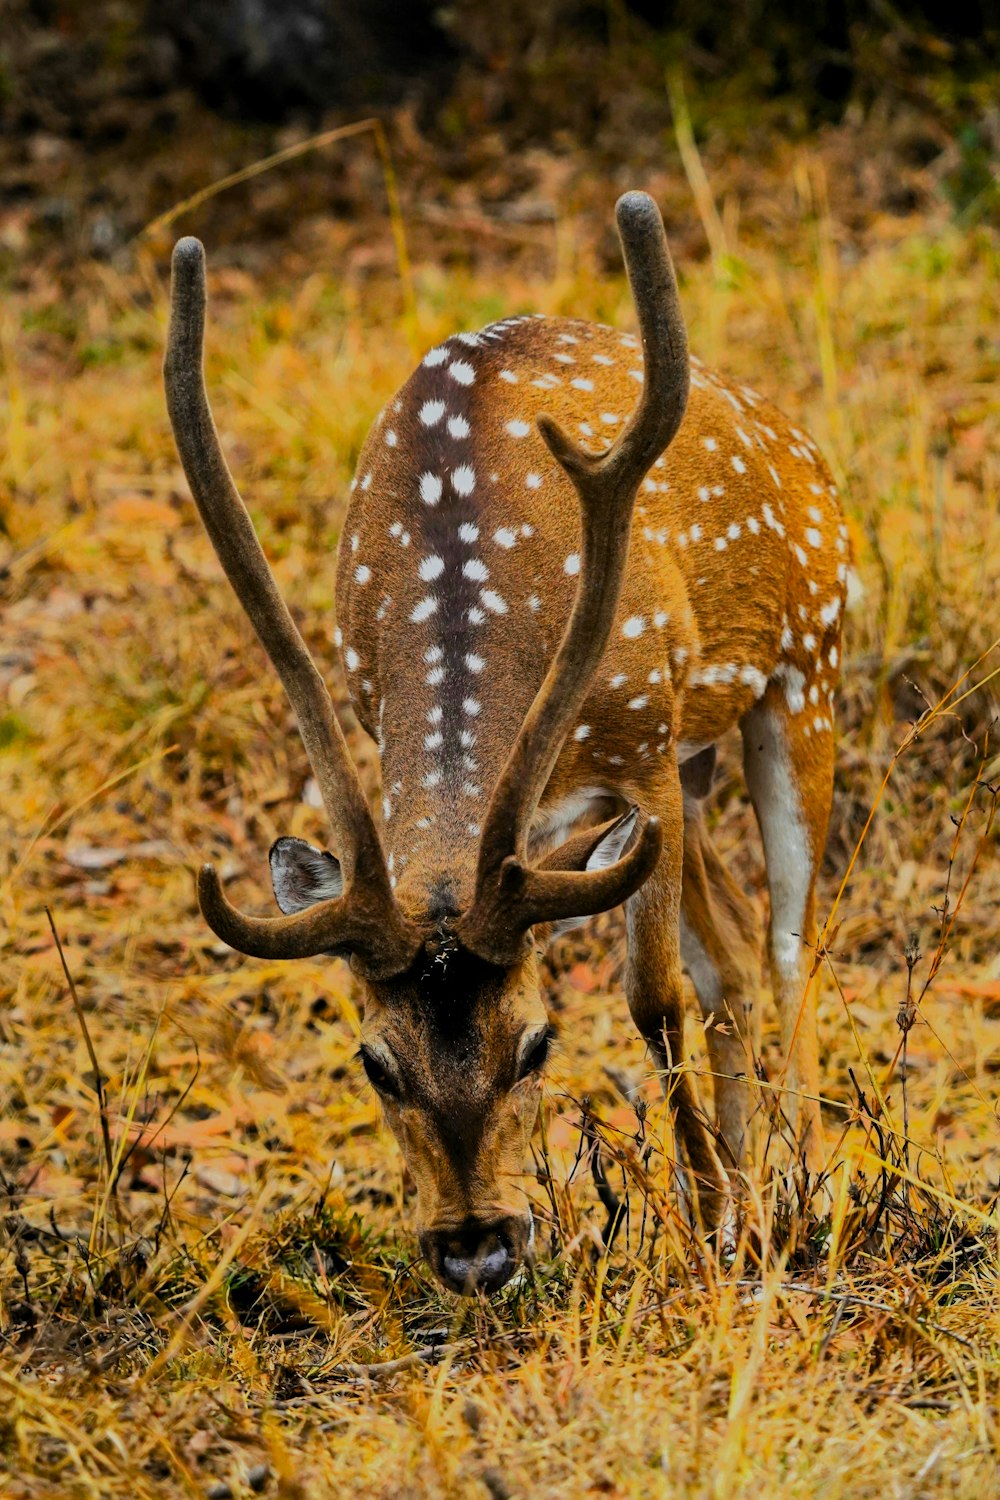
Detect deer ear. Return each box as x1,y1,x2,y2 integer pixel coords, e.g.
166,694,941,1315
269,837,344,914
679,745,716,801
580,805,639,871
547,807,639,938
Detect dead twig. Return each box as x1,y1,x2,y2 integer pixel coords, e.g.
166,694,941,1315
45,907,121,1231
581,1107,626,1251
898,932,922,1190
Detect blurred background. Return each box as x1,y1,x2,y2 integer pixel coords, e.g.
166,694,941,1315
1,0,998,272
1,7,999,1492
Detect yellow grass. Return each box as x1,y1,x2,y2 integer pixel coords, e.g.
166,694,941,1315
1,131,998,1497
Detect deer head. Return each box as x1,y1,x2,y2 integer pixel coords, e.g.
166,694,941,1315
164,192,688,1293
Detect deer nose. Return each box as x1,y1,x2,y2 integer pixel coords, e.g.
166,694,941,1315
424,1216,530,1295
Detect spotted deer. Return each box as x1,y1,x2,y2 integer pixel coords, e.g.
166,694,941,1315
165,192,848,1295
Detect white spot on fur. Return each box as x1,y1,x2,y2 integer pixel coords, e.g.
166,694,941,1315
410,596,438,623
739,664,768,697
690,663,737,687
419,400,445,427
774,662,806,713
419,472,442,506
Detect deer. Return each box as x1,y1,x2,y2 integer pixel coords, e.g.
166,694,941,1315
164,191,849,1296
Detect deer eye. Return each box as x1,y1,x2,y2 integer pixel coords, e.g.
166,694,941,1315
518,1027,553,1080
359,1047,400,1099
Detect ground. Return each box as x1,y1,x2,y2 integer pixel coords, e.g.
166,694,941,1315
0,84,998,1500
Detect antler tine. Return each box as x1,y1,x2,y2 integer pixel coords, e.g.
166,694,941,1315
165,237,421,975
457,192,688,964
196,865,415,979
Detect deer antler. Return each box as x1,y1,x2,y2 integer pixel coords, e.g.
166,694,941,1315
456,192,689,965
164,237,422,981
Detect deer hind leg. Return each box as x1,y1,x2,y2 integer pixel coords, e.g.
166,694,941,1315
624,761,728,1231
679,786,762,1174
741,689,834,1173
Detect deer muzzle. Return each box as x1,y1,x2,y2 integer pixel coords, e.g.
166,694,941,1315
420,1212,534,1295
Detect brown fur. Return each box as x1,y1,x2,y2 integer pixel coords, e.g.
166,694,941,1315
169,201,847,1290
335,318,846,1235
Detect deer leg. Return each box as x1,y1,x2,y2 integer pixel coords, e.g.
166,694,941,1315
741,691,834,1173
679,796,762,1173
625,765,728,1232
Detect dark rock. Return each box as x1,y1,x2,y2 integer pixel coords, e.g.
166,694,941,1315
146,0,454,120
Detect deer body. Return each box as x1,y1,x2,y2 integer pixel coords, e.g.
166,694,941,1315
166,194,847,1295
340,319,845,918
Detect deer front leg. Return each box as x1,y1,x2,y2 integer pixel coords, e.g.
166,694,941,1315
679,794,762,1173
742,693,833,1174
624,765,728,1233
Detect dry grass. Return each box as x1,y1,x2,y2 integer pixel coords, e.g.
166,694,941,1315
1,129,998,1498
